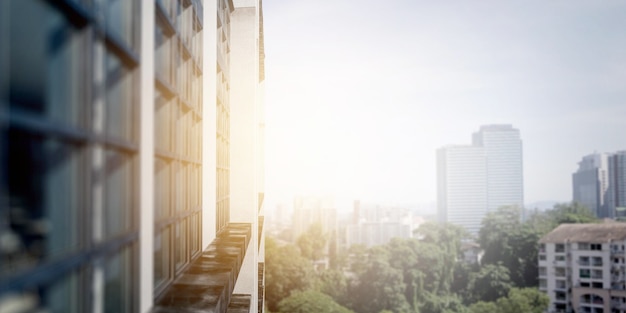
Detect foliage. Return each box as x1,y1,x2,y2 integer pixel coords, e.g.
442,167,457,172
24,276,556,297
347,246,411,313
276,290,354,313
467,263,512,303
265,237,316,312
296,222,328,261
468,288,549,313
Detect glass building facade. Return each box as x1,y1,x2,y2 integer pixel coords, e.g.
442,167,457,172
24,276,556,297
0,0,265,312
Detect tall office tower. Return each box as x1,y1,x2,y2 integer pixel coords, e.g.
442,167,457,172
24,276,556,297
608,151,626,219
437,145,488,235
0,0,265,312
437,124,523,234
538,223,626,313
472,124,524,212
572,153,610,218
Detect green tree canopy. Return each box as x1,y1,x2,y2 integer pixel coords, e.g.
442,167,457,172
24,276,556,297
296,222,328,261
265,237,316,312
277,290,354,313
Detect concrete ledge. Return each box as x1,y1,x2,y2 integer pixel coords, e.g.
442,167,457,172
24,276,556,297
226,294,251,313
151,223,252,313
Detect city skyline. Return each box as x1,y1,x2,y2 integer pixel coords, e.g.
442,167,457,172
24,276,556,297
262,0,626,211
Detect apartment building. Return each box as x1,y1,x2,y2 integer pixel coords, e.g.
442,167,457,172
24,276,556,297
538,223,626,313
0,0,265,312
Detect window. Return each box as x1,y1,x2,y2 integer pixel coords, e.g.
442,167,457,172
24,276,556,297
555,244,565,253
591,243,602,251
555,255,566,261
104,245,136,313
580,269,591,278
580,256,590,266
579,242,590,250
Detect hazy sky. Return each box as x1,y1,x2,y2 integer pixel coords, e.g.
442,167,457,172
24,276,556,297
262,1,626,211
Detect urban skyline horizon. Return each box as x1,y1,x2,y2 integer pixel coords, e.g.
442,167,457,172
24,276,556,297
262,1,626,213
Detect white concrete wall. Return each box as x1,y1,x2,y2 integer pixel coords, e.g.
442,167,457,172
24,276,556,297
139,2,155,311
229,4,260,313
203,0,218,249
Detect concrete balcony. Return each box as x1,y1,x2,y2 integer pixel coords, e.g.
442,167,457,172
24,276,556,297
151,223,252,313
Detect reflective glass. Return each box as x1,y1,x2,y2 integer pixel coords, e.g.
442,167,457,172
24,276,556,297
104,149,133,238
105,51,134,142
8,0,83,127
3,129,82,276
104,246,134,313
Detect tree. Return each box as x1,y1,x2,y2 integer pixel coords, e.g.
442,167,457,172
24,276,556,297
468,301,497,313
296,223,328,262
548,202,597,224
496,288,549,313
265,237,316,312
468,288,548,313
347,246,411,313
277,290,354,313
467,264,512,303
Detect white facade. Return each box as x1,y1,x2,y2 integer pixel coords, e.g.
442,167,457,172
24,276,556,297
437,145,487,234
472,124,524,212
437,124,523,234
539,223,626,313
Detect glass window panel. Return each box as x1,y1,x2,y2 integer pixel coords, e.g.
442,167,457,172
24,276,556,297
44,269,81,313
8,0,83,127
104,246,135,313
104,149,133,238
105,0,135,50
105,51,134,142
155,157,170,220
174,220,187,271
3,129,82,277
154,228,170,288
155,25,171,84
154,90,171,151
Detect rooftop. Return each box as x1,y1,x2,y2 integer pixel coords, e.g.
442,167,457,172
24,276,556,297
539,222,626,243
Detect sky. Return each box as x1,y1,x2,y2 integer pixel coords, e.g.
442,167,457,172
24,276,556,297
261,0,626,212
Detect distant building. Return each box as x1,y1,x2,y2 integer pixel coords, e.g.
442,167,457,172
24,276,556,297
437,124,523,234
608,152,626,219
472,124,524,212
573,151,626,219
345,202,415,248
291,196,337,242
437,145,488,234
538,223,626,313
572,153,610,217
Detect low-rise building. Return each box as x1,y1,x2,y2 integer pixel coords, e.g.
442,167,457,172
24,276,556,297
538,223,626,313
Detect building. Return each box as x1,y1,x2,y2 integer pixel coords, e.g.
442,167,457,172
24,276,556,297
608,152,626,219
0,0,265,312
437,145,488,234
345,202,414,248
472,124,524,212
437,124,523,234
291,195,337,242
538,223,626,313
572,153,610,218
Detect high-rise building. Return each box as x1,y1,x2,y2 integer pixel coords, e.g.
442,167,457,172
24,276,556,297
572,153,610,218
472,124,524,212
437,124,523,234
608,151,626,219
538,223,626,313
0,0,265,312
437,145,488,235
